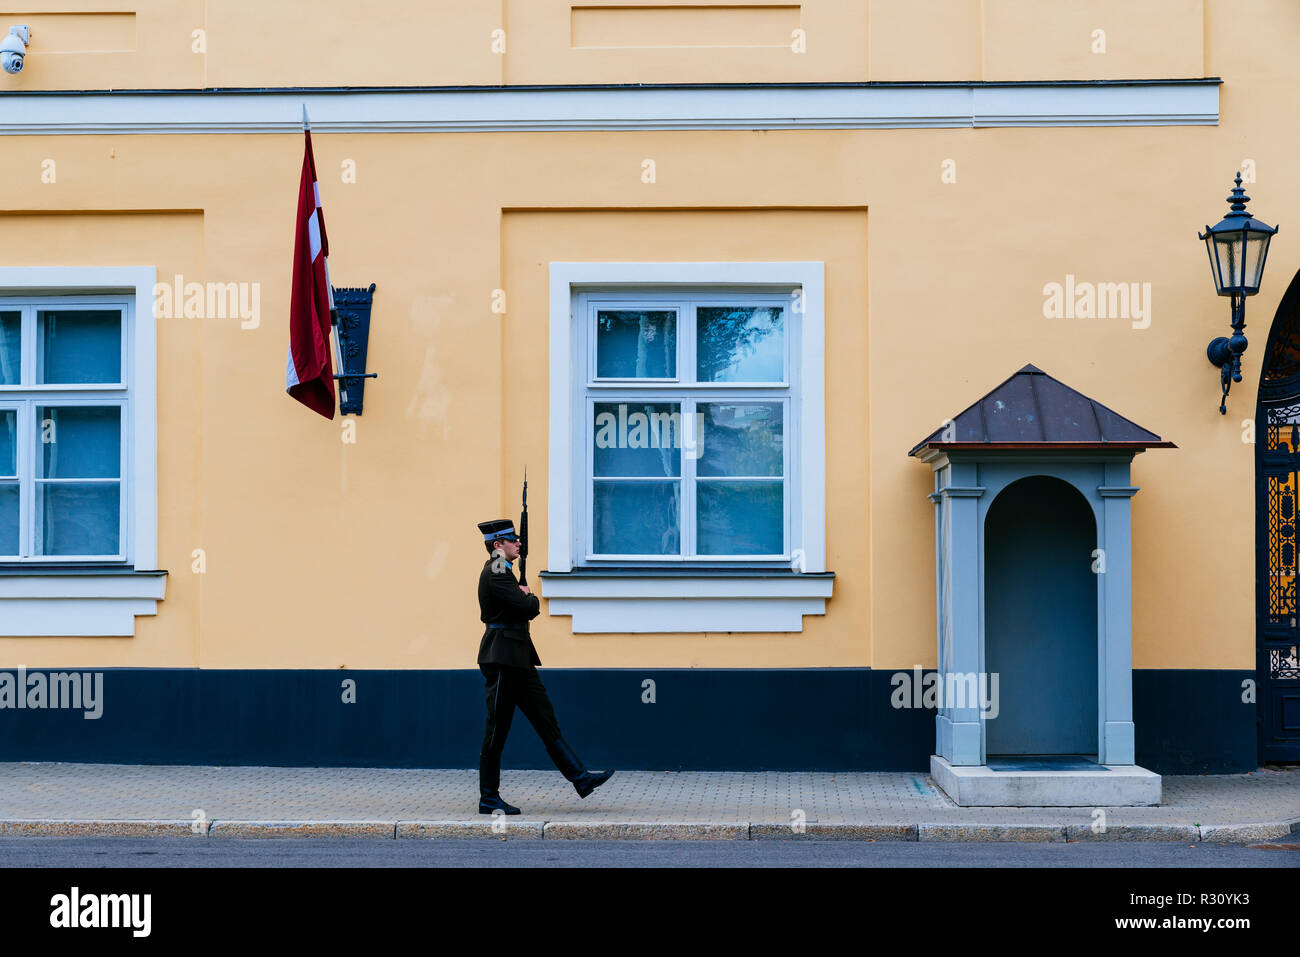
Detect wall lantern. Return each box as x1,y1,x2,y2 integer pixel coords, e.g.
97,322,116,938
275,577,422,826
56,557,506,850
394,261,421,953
332,282,378,415
1200,172,1278,414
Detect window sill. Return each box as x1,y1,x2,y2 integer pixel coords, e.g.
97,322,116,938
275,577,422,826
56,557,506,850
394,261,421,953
0,568,167,636
538,568,833,634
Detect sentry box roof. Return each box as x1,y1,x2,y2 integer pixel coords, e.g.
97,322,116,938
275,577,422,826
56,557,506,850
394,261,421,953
909,364,1176,456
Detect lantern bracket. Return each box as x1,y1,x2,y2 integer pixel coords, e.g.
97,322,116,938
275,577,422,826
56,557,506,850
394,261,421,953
1206,293,1247,415
331,282,377,416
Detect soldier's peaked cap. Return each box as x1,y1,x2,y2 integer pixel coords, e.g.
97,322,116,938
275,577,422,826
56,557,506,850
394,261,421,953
478,519,518,542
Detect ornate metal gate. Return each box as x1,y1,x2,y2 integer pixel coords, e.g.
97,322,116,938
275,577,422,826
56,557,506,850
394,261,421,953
1256,268,1300,762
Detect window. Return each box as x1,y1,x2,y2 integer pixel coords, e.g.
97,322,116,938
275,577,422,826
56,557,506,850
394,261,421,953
0,267,162,637
0,298,129,560
580,292,793,562
543,262,830,634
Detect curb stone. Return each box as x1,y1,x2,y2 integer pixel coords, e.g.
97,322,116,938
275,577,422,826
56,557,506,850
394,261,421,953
918,824,1068,843
208,821,397,839
543,821,747,840
749,823,918,841
1196,822,1298,844
1062,824,1199,842
398,821,544,840
0,820,203,838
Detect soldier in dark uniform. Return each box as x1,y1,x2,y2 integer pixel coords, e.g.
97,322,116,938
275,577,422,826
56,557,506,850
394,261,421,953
476,519,614,815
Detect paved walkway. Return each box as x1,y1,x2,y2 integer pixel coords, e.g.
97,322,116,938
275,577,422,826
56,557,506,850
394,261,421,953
0,763,1296,842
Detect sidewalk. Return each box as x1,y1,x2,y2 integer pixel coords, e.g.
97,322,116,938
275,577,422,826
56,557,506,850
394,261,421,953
0,763,1296,843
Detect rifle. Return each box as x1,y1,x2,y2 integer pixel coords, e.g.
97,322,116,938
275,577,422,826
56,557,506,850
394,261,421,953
518,468,529,587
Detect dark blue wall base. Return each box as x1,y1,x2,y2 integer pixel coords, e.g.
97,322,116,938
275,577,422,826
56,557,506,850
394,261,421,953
0,667,1258,773
1133,669,1258,773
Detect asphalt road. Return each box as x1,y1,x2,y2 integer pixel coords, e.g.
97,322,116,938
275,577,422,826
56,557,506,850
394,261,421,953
0,837,1295,867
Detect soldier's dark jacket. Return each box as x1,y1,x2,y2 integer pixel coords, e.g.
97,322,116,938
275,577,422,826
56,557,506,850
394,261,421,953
477,557,542,668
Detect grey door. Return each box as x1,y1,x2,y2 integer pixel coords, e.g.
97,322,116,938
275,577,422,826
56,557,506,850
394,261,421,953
984,476,1099,756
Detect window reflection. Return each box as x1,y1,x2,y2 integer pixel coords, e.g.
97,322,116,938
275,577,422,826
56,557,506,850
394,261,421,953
697,306,784,382
595,310,676,378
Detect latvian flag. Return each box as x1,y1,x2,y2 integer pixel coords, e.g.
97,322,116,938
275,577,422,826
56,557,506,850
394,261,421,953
285,106,337,419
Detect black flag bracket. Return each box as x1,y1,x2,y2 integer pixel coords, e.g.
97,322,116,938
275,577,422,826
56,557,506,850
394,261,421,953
331,282,378,415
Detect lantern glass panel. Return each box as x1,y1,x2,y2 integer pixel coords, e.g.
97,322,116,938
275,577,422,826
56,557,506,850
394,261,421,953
1245,231,1273,291
1217,231,1247,291
1204,236,1226,295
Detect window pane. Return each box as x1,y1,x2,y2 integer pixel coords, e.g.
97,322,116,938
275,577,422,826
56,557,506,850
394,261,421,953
0,409,14,477
0,311,19,385
0,482,16,554
593,402,681,477
595,310,676,378
594,480,679,554
697,403,783,477
37,482,120,555
697,306,784,382
38,309,122,384
697,481,783,555
39,406,121,479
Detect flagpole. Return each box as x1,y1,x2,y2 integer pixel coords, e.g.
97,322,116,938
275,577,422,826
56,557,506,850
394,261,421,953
302,103,348,413
324,258,347,411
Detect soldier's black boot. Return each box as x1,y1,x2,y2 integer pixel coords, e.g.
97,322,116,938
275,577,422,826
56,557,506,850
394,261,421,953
545,737,615,799
479,753,521,815
479,792,521,815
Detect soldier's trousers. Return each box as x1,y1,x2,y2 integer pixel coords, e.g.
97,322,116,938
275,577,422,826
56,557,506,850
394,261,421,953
479,664,563,794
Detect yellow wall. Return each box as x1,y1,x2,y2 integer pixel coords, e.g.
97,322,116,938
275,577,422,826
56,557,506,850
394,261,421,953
0,1,1297,674
504,208,867,666
2,0,1212,90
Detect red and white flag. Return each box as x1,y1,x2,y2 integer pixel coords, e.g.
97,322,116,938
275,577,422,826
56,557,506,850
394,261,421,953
285,106,337,419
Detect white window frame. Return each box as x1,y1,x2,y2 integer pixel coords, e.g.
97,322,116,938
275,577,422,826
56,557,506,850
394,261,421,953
0,297,132,561
0,267,163,637
579,291,796,564
544,262,830,634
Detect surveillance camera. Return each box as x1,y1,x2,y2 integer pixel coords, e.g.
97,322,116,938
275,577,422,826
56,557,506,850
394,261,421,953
2,26,29,76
